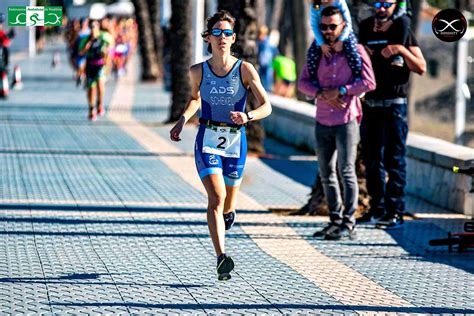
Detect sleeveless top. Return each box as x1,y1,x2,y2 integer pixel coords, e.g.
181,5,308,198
199,59,248,124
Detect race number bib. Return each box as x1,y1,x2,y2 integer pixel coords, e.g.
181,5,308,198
202,126,241,158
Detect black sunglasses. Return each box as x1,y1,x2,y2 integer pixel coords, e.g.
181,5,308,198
210,28,234,37
372,2,395,9
319,23,341,31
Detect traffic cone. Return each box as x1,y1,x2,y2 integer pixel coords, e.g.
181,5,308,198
0,71,9,98
11,65,23,90
52,50,60,67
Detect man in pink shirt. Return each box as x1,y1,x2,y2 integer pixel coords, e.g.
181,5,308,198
298,6,376,240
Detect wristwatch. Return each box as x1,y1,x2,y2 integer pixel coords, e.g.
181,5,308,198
339,86,347,96
246,111,254,121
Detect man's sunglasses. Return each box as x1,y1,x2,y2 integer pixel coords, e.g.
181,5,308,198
319,23,341,31
210,28,234,37
372,2,395,9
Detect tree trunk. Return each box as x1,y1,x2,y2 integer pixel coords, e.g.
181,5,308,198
277,0,293,56
290,0,310,101
270,0,283,31
256,0,266,28
168,0,192,122
410,0,422,35
147,0,164,79
218,0,266,153
131,0,160,80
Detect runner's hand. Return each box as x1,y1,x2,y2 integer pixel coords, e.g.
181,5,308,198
170,116,185,142
230,111,247,125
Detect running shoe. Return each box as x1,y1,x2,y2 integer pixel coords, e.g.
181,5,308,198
97,106,105,116
217,253,234,281
88,109,97,121
224,211,236,230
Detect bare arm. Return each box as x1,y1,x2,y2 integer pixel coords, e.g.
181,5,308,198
169,64,202,141
230,61,272,125
405,46,426,75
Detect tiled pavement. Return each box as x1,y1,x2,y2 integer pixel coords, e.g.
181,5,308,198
0,43,472,315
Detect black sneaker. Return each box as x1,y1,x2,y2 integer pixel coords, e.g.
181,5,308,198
357,207,385,224
216,254,234,281
313,223,339,238
224,211,236,230
325,224,357,240
357,212,384,224
376,214,404,229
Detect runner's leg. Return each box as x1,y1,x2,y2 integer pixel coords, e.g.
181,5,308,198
202,174,227,256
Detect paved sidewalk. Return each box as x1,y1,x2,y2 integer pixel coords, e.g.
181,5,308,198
0,45,473,315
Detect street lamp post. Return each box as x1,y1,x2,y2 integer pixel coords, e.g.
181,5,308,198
192,0,205,64
454,37,472,145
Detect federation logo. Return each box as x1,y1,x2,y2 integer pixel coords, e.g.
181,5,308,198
432,9,467,42
8,6,62,26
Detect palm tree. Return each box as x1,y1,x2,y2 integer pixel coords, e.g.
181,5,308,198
131,0,160,80
168,0,192,122
270,0,283,31
218,0,266,153
291,0,311,101
147,0,164,78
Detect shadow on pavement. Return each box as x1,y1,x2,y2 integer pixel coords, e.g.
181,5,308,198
48,302,474,314
0,273,205,288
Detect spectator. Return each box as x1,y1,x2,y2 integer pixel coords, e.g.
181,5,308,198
298,6,376,240
357,0,426,228
272,55,296,98
257,25,278,92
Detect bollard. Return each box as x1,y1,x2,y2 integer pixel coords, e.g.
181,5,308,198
51,50,61,67
0,70,9,98
11,65,23,90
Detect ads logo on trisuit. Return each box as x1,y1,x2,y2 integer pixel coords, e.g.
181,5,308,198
432,9,467,42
